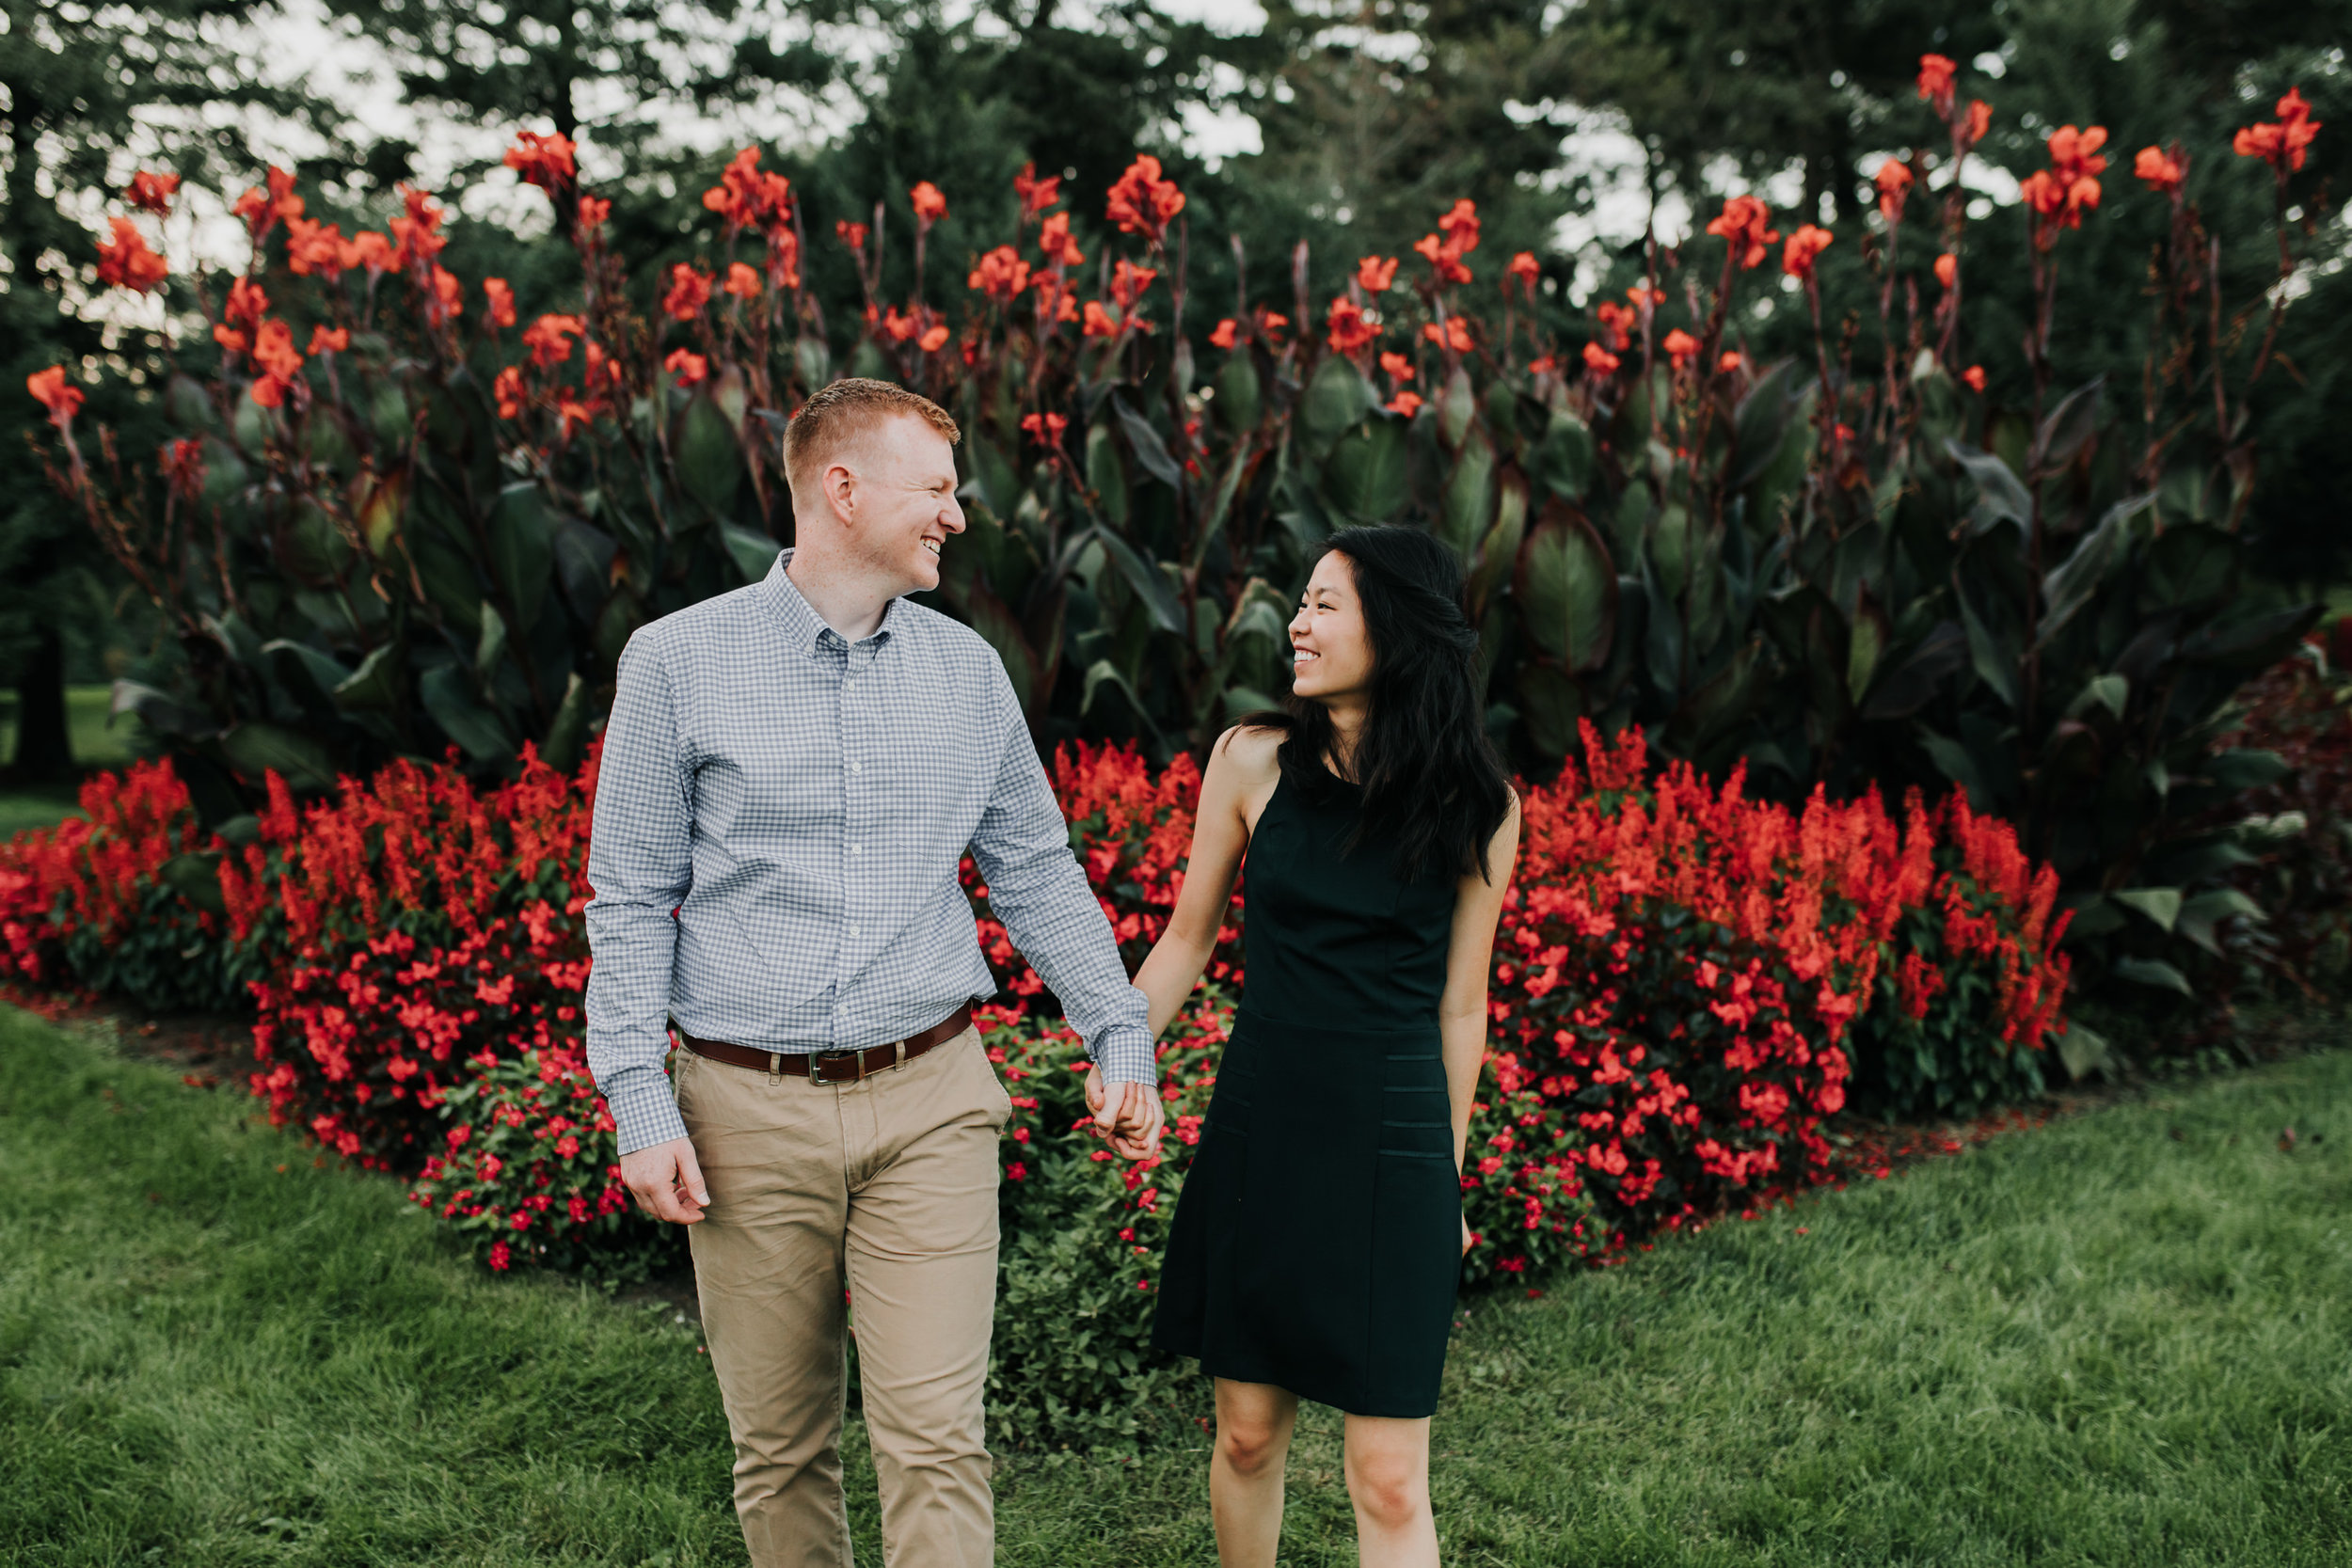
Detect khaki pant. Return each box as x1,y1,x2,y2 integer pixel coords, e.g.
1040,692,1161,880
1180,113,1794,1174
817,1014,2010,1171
675,1024,1009,1568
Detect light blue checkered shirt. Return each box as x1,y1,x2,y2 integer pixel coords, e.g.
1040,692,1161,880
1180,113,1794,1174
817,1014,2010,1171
583,550,1153,1155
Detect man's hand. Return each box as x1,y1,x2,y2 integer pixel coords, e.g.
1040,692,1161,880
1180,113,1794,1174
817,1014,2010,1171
621,1136,709,1225
1085,1065,1166,1160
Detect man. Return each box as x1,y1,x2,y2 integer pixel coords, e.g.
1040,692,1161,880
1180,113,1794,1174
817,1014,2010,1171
584,377,1164,1567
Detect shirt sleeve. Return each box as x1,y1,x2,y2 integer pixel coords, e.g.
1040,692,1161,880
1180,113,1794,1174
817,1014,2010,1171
583,629,696,1155
967,666,1157,1086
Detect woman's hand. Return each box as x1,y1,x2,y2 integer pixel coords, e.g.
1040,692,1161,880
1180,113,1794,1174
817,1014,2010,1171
1461,1213,1474,1258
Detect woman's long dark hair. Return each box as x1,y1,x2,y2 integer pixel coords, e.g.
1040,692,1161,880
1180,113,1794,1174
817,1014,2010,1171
1263,525,1514,882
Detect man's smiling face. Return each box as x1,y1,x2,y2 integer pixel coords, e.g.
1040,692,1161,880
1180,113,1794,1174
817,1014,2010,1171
844,412,966,596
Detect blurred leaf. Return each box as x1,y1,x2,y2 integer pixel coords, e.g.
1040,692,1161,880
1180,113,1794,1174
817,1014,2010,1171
1859,621,1966,720
487,483,553,630
722,523,784,584
674,390,746,516
1437,429,1496,565
2058,1022,2114,1082
1216,353,1261,434
158,852,228,916
1086,423,1129,527
419,666,515,762
541,673,594,772
1945,439,2032,534
1533,409,1597,501
1438,366,1477,451
1516,503,1616,673
1515,660,1582,756
1112,395,1182,489
1324,418,1408,523
333,644,403,714
2032,375,2104,472
218,721,337,791
2039,494,2153,649
2112,886,2183,932
1094,526,1184,634
474,601,510,682
1300,356,1373,451
1468,467,1529,619
2111,956,2193,995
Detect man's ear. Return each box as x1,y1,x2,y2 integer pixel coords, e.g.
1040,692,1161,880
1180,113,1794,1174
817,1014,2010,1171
823,458,857,525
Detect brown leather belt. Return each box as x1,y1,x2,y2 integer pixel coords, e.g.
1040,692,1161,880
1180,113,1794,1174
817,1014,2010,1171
677,1003,974,1085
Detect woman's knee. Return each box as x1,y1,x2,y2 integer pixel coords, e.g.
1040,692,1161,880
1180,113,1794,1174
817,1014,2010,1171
1215,1415,1289,1480
1343,1442,1429,1529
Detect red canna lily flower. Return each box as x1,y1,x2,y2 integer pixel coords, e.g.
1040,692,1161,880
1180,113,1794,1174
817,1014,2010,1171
661,263,712,323
1662,328,1698,368
968,245,1032,302
1109,259,1158,309
1916,53,1957,114
2134,146,2185,194
1781,224,1834,280
576,196,611,237
1037,211,1084,268
1933,253,1958,290
492,364,526,419
1421,317,1473,354
25,365,84,429
225,276,269,334
1412,230,1473,287
1104,155,1185,245
1963,100,1992,147
1508,251,1540,291
389,185,450,270
704,149,791,234
1082,300,1119,339
663,347,707,387
835,219,868,252
1209,318,1239,350
160,436,205,501
1526,355,1558,377
1718,351,1744,373
918,322,950,353
882,307,920,343
484,278,516,329
1358,255,1399,293
1388,389,1423,418
247,318,304,406
1013,162,1061,222
1594,300,1634,350
1379,350,1414,384
95,216,168,293
910,180,947,228
2233,86,2322,174
503,131,578,195
125,170,181,215
1254,308,1289,343
284,217,349,279
308,325,349,355
1707,195,1780,270
521,313,584,368
1326,296,1377,354
1437,198,1481,252
1873,160,1914,224
1581,340,1620,375
724,261,761,300
343,231,392,275
1020,410,1070,446
1962,364,1987,392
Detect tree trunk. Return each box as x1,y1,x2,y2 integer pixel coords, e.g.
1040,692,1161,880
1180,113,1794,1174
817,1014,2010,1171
8,625,75,784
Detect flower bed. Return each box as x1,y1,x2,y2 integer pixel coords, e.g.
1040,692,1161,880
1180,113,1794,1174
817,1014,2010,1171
0,730,2074,1444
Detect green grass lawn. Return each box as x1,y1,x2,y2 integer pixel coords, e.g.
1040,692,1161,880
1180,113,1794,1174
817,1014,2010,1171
0,685,139,836
3,1005,2347,1566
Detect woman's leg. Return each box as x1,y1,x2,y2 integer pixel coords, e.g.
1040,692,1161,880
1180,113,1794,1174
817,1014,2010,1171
1342,1413,1438,1568
1210,1378,1300,1568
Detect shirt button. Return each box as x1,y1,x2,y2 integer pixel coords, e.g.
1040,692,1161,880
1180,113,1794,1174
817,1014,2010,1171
848,924,860,937
850,845,862,855
850,762,863,774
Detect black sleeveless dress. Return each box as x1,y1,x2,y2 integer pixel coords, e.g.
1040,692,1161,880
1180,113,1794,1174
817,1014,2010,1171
1152,767,1463,1418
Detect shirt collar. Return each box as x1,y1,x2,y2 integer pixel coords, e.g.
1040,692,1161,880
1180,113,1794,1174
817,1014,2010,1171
760,549,905,657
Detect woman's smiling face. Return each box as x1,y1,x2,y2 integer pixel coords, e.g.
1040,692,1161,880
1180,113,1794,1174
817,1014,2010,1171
1289,550,1374,702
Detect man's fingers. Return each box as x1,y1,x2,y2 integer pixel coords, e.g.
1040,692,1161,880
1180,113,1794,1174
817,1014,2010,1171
675,1144,710,1210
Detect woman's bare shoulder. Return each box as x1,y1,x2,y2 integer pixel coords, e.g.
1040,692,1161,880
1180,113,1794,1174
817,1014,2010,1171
1210,721,1286,784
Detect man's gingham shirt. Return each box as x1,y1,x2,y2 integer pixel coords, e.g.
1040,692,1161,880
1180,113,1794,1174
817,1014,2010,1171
584,550,1153,1156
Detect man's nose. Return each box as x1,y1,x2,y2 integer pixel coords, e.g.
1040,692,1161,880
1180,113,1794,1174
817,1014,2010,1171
943,497,967,533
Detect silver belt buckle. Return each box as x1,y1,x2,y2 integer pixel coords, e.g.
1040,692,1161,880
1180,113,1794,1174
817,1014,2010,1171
808,1050,862,1086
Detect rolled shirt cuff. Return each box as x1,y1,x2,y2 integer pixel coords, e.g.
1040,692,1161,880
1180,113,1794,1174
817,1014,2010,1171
1089,1023,1158,1087
606,1077,691,1158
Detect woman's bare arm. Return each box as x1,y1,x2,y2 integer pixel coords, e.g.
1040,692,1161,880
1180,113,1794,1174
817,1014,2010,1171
1438,794,1522,1175
1130,726,1280,1036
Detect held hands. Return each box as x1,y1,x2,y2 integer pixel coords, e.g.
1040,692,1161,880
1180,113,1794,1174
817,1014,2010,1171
621,1136,710,1225
1084,1065,1167,1160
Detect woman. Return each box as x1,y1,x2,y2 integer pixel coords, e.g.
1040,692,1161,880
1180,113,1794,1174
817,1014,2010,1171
1128,525,1519,1567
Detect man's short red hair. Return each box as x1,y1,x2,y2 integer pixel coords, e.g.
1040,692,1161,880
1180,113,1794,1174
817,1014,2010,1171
783,377,961,507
